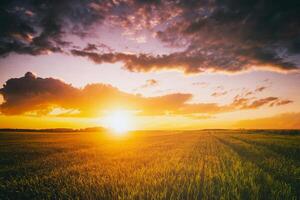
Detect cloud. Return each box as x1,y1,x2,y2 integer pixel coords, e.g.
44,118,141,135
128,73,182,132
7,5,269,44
1,0,299,74
70,49,212,73
154,0,300,73
141,79,158,88
0,0,171,57
71,46,299,74
211,91,228,97
231,96,293,110
0,72,79,115
0,0,104,56
0,72,293,117
236,112,300,129
82,43,114,53
272,100,294,106
244,97,279,109
255,86,267,92
235,84,269,99
0,72,191,116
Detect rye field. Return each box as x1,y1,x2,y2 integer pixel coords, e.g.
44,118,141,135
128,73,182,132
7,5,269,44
0,130,299,200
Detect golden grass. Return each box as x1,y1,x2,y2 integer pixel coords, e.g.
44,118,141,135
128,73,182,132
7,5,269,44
0,130,299,199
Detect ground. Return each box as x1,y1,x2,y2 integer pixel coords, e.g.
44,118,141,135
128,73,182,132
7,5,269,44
0,130,299,199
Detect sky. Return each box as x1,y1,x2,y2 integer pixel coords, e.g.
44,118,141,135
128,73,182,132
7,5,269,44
0,0,300,129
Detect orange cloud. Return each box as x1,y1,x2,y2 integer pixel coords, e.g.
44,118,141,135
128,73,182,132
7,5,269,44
231,96,293,110
0,72,293,118
0,72,190,117
244,97,279,109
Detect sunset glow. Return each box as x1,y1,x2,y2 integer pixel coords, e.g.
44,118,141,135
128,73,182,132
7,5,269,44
1,2,300,199
0,0,299,130
103,110,134,135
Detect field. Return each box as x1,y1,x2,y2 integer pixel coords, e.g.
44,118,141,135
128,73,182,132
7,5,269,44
0,130,299,200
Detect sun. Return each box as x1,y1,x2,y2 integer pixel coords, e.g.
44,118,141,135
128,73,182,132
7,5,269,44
103,110,134,135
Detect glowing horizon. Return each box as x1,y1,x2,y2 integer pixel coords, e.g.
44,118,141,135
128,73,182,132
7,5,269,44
0,1,300,130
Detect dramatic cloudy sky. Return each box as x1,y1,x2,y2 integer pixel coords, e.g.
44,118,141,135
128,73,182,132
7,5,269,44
0,0,300,129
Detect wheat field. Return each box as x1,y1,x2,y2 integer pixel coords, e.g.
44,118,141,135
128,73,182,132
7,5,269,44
0,130,299,199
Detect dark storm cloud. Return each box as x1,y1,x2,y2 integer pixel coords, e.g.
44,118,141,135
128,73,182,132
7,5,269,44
71,41,299,74
71,0,300,74
82,43,114,53
0,0,104,56
0,73,293,117
1,0,300,73
158,0,300,73
151,0,300,73
71,49,214,73
71,48,261,74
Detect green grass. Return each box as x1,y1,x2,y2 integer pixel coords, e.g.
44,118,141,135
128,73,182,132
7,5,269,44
0,130,299,199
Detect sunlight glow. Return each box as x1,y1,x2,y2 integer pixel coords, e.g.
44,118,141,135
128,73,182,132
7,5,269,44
103,110,134,135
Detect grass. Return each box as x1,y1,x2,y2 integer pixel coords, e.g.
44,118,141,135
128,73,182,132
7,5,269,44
0,130,299,199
